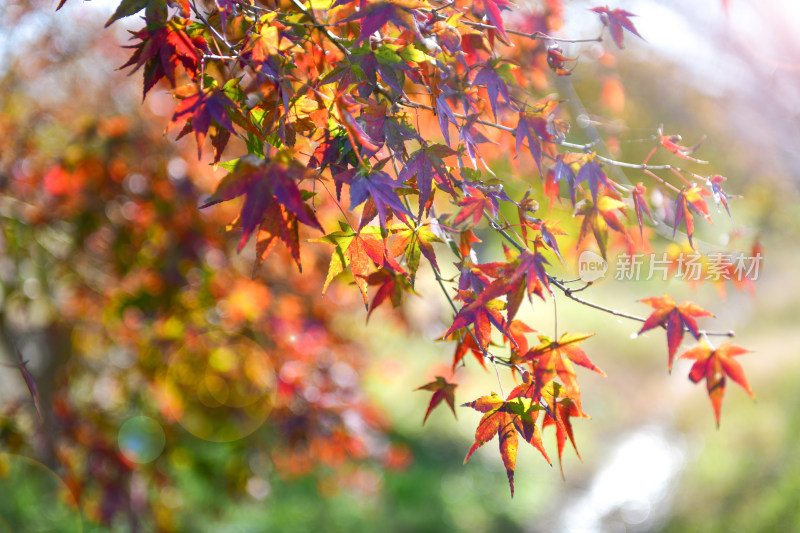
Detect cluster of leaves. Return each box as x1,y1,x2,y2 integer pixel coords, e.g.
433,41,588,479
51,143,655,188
43,0,758,500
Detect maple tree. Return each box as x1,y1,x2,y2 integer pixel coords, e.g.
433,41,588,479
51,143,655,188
0,0,765,525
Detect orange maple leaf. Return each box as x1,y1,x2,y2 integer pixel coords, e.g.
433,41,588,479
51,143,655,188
463,377,550,497
679,342,754,426
521,332,605,413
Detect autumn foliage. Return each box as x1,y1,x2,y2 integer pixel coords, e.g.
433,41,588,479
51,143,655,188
0,0,762,523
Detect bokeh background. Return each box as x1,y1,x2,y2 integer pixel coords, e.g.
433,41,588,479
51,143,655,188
1,0,799,531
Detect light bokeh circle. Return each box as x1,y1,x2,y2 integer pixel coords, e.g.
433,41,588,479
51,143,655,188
161,334,275,442
118,416,166,464
0,452,83,532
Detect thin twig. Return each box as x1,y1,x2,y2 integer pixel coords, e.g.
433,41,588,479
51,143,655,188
190,0,233,52
548,277,735,337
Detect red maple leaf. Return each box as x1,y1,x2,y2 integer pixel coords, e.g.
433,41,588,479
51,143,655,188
169,87,238,159
707,174,732,216
504,319,535,357
506,249,551,297
679,342,754,426
554,156,578,206
471,0,514,44
638,295,714,371
455,185,498,227
657,125,707,162
120,19,206,99
201,157,322,256
254,203,303,272
441,289,506,351
416,376,458,424
367,268,411,317
591,6,644,49
434,96,458,147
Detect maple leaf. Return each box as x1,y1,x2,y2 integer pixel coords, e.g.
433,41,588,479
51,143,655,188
254,203,303,272
313,226,404,308
242,13,301,62
435,96,458,147
362,103,419,158
367,268,412,317
540,382,586,477
105,0,176,27
673,185,712,248
679,342,754,426
489,248,549,320
538,220,566,265
576,160,617,204
504,319,536,357
399,143,458,217
447,328,488,372
459,115,494,169
509,249,551,296
169,87,238,159
591,6,644,49
471,61,512,121
471,0,514,44
335,95,383,156
200,156,322,256
340,0,430,45
462,386,548,497
514,113,545,173
388,223,440,282
308,128,358,180
656,125,707,162
554,155,578,206
521,332,605,411
416,376,457,424
120,19,206,99
576,194,628,259
454,185,498,227
638,295,714,371
441,289,507,350
360,46,410,95
339,169,413,230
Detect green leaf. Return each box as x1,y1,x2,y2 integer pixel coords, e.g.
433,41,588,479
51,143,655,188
375,46,403,64
400,45,429,63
